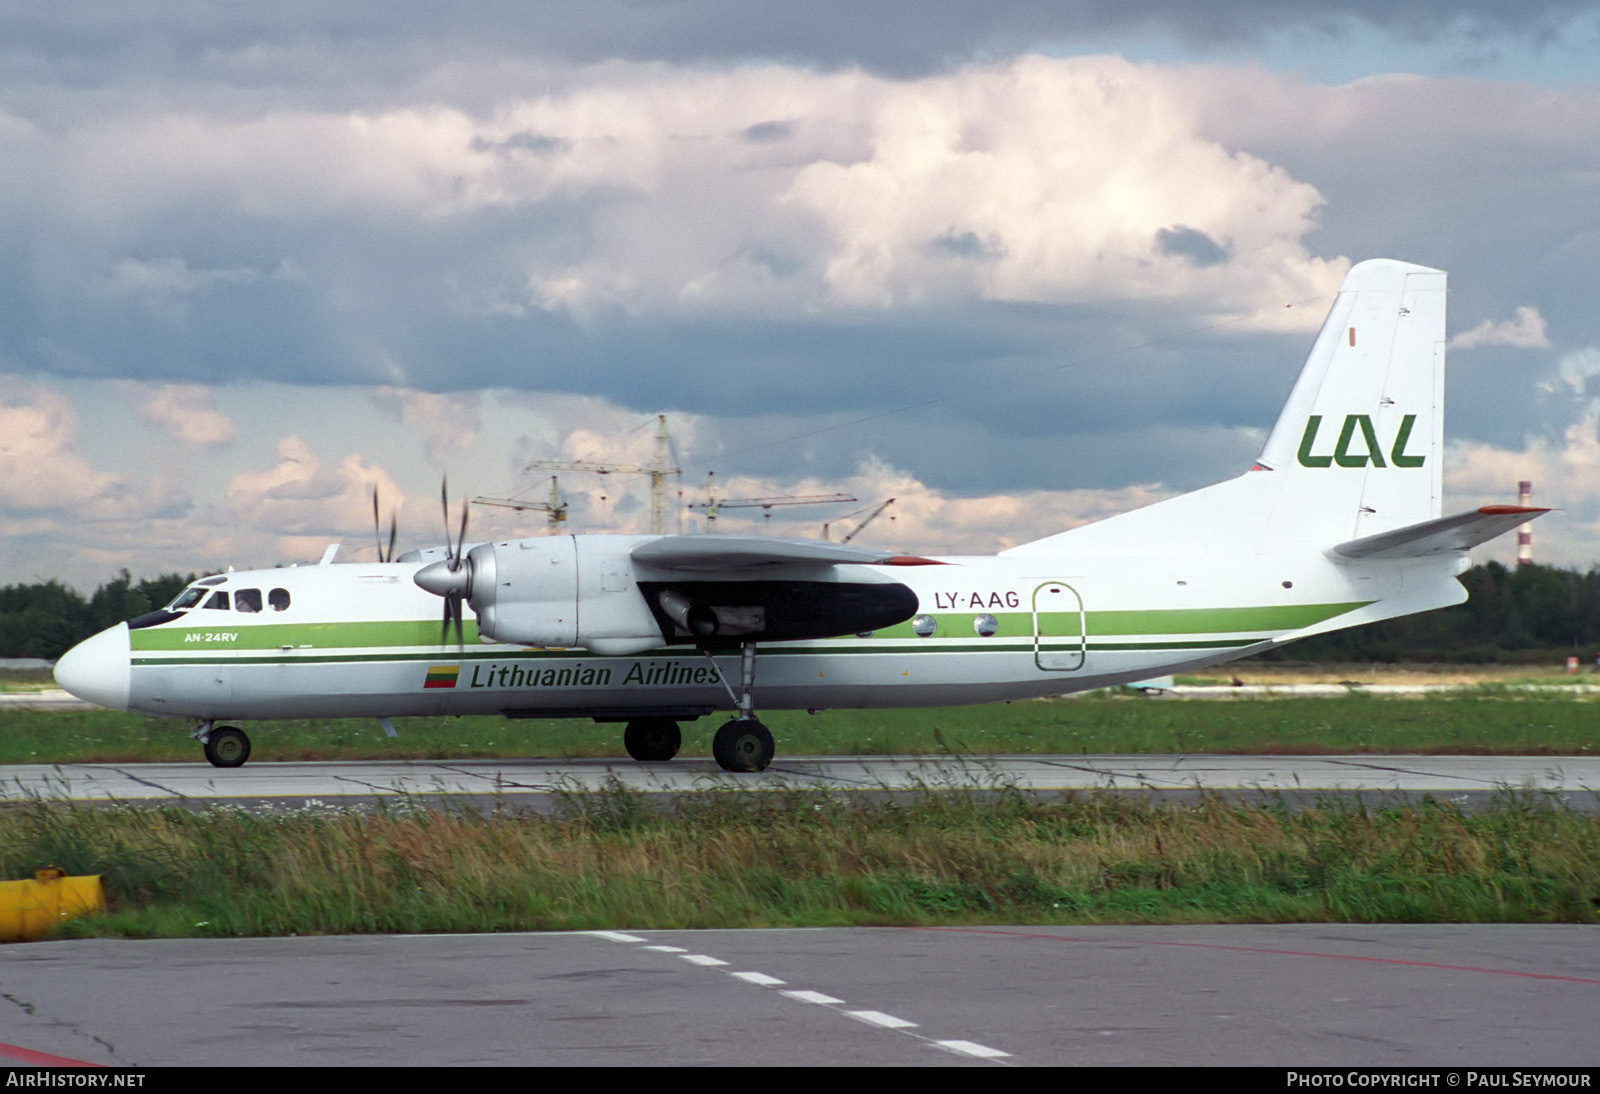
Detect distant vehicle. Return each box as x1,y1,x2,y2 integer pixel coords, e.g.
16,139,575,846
55,260,1543,772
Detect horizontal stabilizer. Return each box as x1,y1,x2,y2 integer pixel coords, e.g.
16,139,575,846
1330,506,1549,561
632,536,936,573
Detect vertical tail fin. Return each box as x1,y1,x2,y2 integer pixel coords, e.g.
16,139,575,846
1254,258,1445,541
1005,259,1446,558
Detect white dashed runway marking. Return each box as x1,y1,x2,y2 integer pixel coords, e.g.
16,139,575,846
585,930,1012,1063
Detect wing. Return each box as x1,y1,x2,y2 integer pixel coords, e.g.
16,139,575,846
630,535,940,573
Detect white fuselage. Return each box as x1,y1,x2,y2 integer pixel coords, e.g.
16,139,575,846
55,540,1459,724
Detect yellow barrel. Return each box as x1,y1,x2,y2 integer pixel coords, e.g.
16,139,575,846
0,867,105,942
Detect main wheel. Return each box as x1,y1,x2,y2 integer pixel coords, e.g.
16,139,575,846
623,718,682,762
203,726,251,768
712,718,775,773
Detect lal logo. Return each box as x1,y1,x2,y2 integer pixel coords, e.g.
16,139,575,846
1297,414,1426,469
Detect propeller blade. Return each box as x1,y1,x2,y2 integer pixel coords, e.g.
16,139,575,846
386,514,398,565
440,476,452,559
372,488,384,562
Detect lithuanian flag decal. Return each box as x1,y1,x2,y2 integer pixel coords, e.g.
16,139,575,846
424,665,460,689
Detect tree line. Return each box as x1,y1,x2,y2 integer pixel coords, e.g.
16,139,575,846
1259,560,1600,663
4,561,1600,663
0,572,193,659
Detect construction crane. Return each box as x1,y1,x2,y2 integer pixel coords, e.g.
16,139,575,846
686,474,857,531
822,497,896,543
472,476,568,535
526,414,682,535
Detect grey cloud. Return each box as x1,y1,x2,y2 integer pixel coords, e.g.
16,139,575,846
470,131,568,156
1157,226,1230,268
0,2,1590,82
931,231,1000,259
740,120,796,144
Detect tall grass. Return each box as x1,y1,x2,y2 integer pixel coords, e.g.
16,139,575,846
3,787,1595,939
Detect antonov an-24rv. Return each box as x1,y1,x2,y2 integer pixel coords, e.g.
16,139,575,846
55,259,1545,771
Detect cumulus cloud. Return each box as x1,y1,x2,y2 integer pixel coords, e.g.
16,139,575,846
131,382,238,448
0,377,182,517
485,56,1344,324
1445,411,1600,568
1449,306,1550,350
224,436,407,559
2,55,1343,378
370,386,481,461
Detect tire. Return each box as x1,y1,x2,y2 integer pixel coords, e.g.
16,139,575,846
203,726,251,768
623,718,682,762
711,718,775,772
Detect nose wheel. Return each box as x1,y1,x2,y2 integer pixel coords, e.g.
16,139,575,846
199,724,252,768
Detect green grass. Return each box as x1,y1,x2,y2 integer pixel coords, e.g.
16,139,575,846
4,788,1596,938
3,692,1599,765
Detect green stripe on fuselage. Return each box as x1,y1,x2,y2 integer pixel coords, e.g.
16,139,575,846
874,601,1368,640
129,601,1366,655
129,618,481,651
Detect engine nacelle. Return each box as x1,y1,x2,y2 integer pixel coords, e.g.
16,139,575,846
464,535,665,656
431,533,921,655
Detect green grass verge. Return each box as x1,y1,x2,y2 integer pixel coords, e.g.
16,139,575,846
3,692,1600,764
5,788,1596,938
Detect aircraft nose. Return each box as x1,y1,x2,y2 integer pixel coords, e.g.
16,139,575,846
54,623,132,711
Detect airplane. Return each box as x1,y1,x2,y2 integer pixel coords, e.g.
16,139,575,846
53,259,1547,772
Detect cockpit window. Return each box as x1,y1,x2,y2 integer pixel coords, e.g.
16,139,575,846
169,587,206,611
202,591,230,610
235,589,262,613
268,588,290,612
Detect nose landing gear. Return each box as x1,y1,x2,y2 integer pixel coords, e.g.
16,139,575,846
192,721,252,768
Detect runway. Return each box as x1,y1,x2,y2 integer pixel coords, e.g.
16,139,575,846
2,753,1598,810
2,925,1596,1066
3,757,1597,1067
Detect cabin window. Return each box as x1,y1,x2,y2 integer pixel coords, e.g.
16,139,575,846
973,614,998,637
169,587,206,610
235,589,262,613
268,588,291,611
911,614,936,637
202,591,230,610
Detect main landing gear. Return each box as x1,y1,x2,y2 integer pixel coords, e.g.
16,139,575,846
623,717,682,762
707,642,776,773
193,721,252,768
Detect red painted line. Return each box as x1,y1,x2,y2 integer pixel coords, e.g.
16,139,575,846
905,926,1600,986
0,1041,102,1067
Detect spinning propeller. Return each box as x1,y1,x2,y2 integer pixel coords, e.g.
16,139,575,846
371,487,399,563
412,477,473,647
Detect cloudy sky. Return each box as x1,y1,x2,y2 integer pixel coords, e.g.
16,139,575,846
4,2,1600,589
